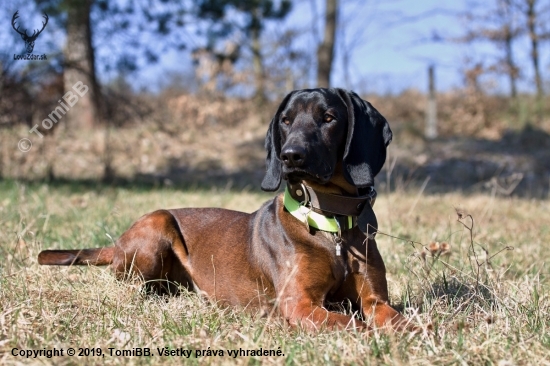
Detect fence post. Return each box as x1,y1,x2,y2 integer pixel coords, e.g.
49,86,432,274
425,65,437,139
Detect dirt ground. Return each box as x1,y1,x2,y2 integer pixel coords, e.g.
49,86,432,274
386,122,550,197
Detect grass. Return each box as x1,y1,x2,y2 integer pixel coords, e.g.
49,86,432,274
0,179,549,365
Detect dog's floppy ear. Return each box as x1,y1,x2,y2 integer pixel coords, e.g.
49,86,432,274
261,91,296,191
337,89,392,188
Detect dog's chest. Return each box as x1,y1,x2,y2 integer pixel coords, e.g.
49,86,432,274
331,254,349,287
314,231,351,286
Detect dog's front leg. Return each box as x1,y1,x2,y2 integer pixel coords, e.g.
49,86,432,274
280,297,369,331
334,271,416,332
336,238,421,332
275,262,370,331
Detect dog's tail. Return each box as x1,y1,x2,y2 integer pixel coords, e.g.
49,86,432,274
38,247,115,266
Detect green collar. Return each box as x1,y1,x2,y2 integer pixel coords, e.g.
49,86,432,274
283,187,354,233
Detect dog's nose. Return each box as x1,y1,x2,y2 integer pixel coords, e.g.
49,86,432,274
280,145,306,167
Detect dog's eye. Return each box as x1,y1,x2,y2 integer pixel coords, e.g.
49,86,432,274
281,116,290,125
324,114,335,123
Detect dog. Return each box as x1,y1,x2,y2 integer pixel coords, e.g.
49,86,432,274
38,88,415,332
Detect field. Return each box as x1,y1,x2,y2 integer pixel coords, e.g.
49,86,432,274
0,179,549,365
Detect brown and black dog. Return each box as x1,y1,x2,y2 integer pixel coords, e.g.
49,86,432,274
38,88,415,332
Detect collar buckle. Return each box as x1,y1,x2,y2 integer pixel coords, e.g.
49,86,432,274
295,182,310,206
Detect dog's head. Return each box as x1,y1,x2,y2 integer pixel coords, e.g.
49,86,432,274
261,88,392,193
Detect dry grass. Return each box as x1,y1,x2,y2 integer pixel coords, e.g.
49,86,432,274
1,180,549,365
367,90,550,140
2,91,550,197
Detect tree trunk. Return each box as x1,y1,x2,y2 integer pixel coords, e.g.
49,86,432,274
251,16,266,103
63,0,100,130
316,0,338,88
526,0,543,100
504,25,518,99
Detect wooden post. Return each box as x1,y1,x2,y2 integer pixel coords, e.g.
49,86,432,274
425,65,438,139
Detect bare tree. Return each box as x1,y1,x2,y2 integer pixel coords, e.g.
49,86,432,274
196,0,291,101
460,0,522,98
503,1,519,98
317,0,338,87
337,1,371,89
522,0,545,99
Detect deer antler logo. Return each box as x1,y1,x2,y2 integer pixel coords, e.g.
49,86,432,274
12,10,49,54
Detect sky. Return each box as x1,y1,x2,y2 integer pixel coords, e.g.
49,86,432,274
326,0,470,93
133,0,549,95
326,0,549,95
2,0,549,95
